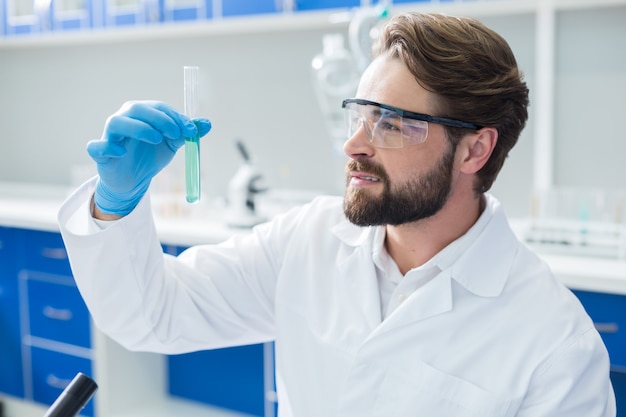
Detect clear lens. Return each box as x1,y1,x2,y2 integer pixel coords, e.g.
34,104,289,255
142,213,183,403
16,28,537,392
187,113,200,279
344,102,428,148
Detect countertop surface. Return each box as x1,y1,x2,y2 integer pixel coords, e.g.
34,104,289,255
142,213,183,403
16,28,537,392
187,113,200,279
0,181,266,245
0,182,68,232
1,181,626,295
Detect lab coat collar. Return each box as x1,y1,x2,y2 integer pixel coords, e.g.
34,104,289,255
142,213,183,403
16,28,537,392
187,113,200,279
331,216,374,247
447,196,518,298
330,194,518,298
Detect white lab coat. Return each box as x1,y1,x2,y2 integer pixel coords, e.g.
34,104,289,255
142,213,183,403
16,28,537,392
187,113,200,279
58,179,616,417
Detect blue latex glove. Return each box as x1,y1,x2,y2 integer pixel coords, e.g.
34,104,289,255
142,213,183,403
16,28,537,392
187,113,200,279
87,101,212,216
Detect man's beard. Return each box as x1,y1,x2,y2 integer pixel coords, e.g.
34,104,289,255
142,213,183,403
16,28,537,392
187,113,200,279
343,145,455,226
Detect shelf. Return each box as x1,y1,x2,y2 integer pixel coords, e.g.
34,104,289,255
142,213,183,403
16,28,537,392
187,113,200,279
2,0,626,49
0,9,346,49
0,0,623,50
395,0,626,16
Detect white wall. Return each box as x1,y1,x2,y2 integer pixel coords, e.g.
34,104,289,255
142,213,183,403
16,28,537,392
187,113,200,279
0,3,624,218
554,6,626,189
478,12,536,218
0,25,344,199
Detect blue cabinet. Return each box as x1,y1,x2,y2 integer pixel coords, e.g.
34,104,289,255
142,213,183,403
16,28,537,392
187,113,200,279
573,290,626,416
2,0,95,35
2,0,41,35
101,0,156,27
169,345,267,416
294,0,359,10
222,0,279,17
0,228,95,416
26,277,92,349
16,228,95,416
31,346,95,417
614,371,626,417
390,0,445,4
50,0,96,31
0,226,23,398
161,0,212,23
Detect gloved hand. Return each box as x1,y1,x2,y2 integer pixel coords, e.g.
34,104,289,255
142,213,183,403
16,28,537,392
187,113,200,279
87,101,212,216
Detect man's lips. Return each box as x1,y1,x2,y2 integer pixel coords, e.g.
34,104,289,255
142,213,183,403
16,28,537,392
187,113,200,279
350,171,381,183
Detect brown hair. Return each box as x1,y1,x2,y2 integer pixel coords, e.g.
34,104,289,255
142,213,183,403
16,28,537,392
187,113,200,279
373,12,529,193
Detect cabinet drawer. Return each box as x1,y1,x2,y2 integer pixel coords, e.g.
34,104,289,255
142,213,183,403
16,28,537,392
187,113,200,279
19,229,72,277
573,290,626,367
30,346,94,417
27,278,91,348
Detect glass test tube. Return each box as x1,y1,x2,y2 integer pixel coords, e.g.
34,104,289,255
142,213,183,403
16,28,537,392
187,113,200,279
184,66,200,204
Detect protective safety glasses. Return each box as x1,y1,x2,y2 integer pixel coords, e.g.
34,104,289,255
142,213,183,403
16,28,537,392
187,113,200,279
342,98,482,149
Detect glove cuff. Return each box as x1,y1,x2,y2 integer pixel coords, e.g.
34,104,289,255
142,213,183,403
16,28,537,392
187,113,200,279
93,179,150,216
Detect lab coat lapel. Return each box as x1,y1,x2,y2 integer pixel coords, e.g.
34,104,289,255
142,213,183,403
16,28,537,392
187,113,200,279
397,271,453,322
334,272,454,415
331,218,455,339
369,271,453,340
332,221,383,332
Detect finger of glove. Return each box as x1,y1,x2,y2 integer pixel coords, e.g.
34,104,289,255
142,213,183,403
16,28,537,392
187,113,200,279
86,139,127,163
193,118,212,138
150,101,199,139
105,112,170,146
166,118,211,150
126,101,199,153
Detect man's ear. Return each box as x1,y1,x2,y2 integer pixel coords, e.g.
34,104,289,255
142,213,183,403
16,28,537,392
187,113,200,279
459,127,498,174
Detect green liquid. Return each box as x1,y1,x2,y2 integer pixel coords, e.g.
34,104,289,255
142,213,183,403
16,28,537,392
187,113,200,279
185,137,200,204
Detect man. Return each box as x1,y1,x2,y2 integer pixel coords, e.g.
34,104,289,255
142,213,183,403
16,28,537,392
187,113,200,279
58,12,615,417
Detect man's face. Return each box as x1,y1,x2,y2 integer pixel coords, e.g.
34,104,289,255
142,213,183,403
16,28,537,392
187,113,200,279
342,55,459,226
344,143,455,226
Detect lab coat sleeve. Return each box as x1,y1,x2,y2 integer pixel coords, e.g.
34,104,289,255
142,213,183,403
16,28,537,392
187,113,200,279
58,178,281,354
516,326,616,417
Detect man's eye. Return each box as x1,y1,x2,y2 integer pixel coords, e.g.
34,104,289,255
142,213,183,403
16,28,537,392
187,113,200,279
379,119,401,132
402,123,427,136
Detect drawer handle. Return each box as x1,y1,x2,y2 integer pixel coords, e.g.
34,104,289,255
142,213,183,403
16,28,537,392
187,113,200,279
43,306,73,321
594,322,619,334
46,374,71,390
41,247,68,260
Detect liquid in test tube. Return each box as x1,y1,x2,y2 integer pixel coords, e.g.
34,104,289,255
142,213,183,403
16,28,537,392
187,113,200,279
184,66,201,204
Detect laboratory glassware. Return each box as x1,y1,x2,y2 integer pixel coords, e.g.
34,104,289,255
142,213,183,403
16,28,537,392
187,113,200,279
184,65,201,204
